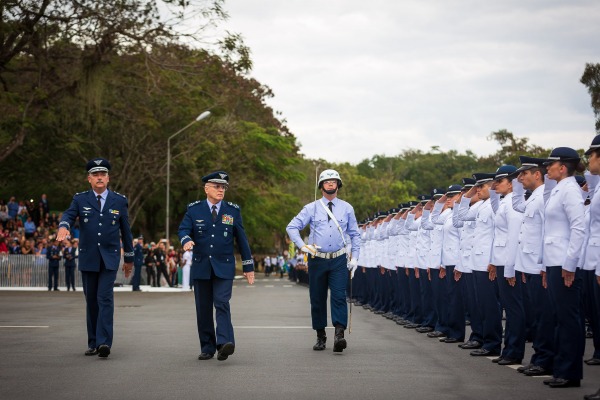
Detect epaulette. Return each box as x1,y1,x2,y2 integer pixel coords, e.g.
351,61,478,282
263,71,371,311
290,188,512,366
113,191,127,199
188,200,203,208
74,190,89,197
227,201,240,209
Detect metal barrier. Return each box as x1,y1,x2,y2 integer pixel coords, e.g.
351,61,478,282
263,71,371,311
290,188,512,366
0,254,129,288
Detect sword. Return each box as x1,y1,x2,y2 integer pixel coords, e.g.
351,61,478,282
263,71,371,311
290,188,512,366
348,254,352,334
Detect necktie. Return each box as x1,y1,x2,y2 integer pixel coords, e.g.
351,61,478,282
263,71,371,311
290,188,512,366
97,195,102,210
328,201,333,221
212,205,217,222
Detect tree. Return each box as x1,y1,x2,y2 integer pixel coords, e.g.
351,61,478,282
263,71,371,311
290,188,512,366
581,63,600,133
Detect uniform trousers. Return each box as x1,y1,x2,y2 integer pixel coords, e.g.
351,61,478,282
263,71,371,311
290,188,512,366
496,267,526,360
371,269,383,311
307,254,348,330
431,269,448,334
407,268,423,324
582,269,600,359
351,267,366,303
81,260,118,349
397,267,411,318
523,272,555,370
461,272,483,343
445,266,465,341
193,269,234,355
472,270,502,352
419,268,436,328
48,266,59,290
546,266,585,380
65,266,76,290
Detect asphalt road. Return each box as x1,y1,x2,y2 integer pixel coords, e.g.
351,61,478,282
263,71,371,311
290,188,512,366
1,277,598,400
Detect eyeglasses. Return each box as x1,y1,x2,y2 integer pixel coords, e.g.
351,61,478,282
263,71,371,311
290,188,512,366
323,180,338,185
206,184,228,191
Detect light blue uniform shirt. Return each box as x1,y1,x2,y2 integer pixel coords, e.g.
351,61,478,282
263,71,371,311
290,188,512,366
286,196,361,260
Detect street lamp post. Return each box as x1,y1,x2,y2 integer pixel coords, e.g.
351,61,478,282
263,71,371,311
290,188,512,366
166,111,211,242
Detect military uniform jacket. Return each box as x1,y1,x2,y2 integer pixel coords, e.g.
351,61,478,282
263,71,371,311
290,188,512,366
59,189,134,271
512,181,545,274
178,200,254,280
133,243,144,266
583,171,600,276
46,246,61,267
63,247,77,268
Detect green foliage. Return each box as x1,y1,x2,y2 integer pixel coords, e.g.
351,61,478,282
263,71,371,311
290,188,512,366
581,63,600,133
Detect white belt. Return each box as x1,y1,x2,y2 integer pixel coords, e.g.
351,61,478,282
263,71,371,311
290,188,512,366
314,248,346,259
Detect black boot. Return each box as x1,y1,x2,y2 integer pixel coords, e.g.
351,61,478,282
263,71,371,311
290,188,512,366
333,326,347,352
313,329,327,351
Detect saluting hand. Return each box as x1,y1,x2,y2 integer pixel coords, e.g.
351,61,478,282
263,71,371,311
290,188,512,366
123,262,133,279
244,271,255,284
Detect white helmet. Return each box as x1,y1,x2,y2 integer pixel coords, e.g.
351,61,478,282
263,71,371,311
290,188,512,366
318,169,343,189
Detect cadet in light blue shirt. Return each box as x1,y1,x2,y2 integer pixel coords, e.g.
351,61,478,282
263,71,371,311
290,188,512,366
286,169,360,353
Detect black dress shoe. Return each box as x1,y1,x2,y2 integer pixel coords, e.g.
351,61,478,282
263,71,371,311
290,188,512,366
333,327,347,353
217,342,235,361
374,310,385,315
97,344,110,358
585,358,600,365
396,319,409,325
416,326,433,333
548,378,580,388
498,358,521,366
313,336,327,351
198,353,214,360
85,348,98,356
404,323,421,329
523,365,551,376
460,341,482,349
491,356,503,363
470,348,499,357
584,389,600,400
517,363,533,373
442,338,461,343
427,331,446,338
354,301,363,306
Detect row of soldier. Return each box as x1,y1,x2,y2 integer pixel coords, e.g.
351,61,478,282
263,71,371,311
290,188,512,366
349,140,600,392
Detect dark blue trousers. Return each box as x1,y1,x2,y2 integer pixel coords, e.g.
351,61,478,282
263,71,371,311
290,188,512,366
47,266,59,290
65,266,76,290
431,269,448,334
445,266,465,341
461,273,483,343
397,267,411,318
308,254,348,330
132,262,142,291
583,270,600,359
193,272,234,355
547,266,585,380
419,268,436,328
524,272,555,370
365,268,375,306
473,270,502,352
407,268,423,324
497,267,526,360
81,261,118,348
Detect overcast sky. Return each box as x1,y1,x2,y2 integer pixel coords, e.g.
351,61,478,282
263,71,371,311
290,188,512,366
217,0,599,163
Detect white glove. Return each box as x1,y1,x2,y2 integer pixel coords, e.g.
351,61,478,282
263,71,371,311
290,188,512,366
301,244,318,256
348,258,358,279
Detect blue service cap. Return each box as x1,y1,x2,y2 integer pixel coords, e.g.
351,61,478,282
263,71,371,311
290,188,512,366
542,147,580,165
461,177,476,188
389,207,399,214
575,175,586,187
202,171,230,185
408,201,420,207
585,134,600,156
516,156,546,173
494,165,518,180
417,194,431,203
86,158,111,174
431,187,446,199
472,173,496,186
446,184,462,195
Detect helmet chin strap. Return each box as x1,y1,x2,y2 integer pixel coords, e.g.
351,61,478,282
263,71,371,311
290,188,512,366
323,188,337,195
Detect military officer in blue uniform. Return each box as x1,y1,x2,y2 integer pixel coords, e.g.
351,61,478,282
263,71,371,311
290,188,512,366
286,169,361,353
132,236,144,291
63,239,78,291
178,171,255,362
57,158,134,358
46,239,61,291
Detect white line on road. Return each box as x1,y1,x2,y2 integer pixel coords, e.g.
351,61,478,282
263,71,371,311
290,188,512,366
0,326,49,328
235,326,328,329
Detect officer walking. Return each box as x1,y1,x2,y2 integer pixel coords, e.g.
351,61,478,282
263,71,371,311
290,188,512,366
56,158,134,358
178,171,255,362
132,236,144,291
286,169,361,353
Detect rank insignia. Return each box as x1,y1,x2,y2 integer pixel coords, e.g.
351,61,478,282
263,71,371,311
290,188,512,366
222,214,234,225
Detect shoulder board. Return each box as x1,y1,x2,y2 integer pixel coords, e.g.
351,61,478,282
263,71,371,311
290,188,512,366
187,200,203,208
113,191,127,199
227,201,240,209
74,190,89,197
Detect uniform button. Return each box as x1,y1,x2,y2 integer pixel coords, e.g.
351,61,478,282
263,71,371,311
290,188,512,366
209,255,212,258
100,213,103,216
98,243,101,246
213,224,216,227
99,223,102,226
210,245,213,248
98,233,101,236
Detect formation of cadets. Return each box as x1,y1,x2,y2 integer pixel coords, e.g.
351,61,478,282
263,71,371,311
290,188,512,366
349,137,600,392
